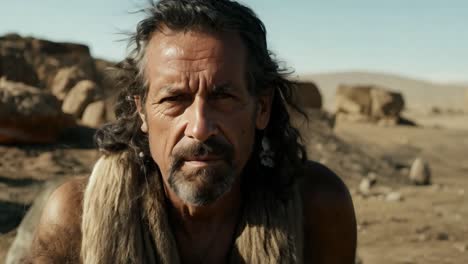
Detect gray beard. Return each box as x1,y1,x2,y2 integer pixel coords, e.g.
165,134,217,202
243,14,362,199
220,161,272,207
168,163,237,206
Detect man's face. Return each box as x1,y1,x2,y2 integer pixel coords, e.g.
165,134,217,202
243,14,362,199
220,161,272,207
138,29,271,206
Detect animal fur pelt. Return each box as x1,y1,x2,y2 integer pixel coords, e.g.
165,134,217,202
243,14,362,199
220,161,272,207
81,152,303,263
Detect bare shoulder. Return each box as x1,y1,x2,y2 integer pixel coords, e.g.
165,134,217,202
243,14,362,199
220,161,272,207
40,177,87,226
25,177,87,263
299,161,357,264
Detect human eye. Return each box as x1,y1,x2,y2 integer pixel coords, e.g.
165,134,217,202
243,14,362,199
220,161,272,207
211,91,233,100
210,88,239,101
159,94,189,104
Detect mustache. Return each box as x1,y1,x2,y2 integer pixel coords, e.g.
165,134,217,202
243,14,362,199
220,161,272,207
171,137,234,170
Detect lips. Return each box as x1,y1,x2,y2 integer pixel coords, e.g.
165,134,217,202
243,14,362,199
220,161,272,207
182,154,225,168
184,154,223,162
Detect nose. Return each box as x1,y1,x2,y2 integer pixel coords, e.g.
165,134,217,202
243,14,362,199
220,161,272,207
184,97,218,142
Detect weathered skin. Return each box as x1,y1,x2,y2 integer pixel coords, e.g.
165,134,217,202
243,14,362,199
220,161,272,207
26,163,356,263
26,29,357,264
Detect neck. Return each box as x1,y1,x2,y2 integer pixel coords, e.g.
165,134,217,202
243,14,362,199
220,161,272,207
163,181,242,263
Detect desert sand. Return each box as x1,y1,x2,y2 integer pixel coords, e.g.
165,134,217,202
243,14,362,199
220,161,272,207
336,119,468,264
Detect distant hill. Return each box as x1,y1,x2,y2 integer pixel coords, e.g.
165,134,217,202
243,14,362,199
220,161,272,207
298,71,467,111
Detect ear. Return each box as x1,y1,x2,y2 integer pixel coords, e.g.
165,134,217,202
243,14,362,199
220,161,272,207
134,95,148,133
255,90,274,130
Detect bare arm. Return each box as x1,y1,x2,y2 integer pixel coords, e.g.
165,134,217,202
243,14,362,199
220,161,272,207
24,178,86,264
301,162,357,264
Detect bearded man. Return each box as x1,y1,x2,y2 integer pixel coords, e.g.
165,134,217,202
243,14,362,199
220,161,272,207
26,0,356,263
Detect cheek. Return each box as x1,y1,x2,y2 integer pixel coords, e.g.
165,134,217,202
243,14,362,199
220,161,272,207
145,113,179,174
220,108,257,164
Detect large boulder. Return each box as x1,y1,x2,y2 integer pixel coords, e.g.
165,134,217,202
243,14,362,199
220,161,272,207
81,100,107,128
94,59,118,122
293,81,322,109
370,88,404,119
335,84,405,124
5,179,68,264
0,34,96,90
0,78,74,144
51,66,87,100
0,34,120,127
335,85,373,115
62,80,99,118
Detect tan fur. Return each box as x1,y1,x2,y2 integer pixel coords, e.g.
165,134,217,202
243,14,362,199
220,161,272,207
81,152,144,264
81,153,303,263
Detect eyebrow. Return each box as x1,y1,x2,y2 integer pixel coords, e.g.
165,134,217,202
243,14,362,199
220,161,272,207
158,85,183,95
211,82,233,93
157,82,234,95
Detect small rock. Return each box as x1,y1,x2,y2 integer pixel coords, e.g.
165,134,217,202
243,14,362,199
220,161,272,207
359,177,376,195
359,180,371,194
355,255,363,264
436,232,449,241
454,243,467,252
316,143,324,151
372,186,392,195
431,184,443,191
418,234,429,242
415,225,431,234
367,172,377,182
409,157,431,185
399,167,410,176
385,191,403,202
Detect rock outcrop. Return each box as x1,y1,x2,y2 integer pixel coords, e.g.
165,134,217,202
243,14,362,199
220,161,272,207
0,33,95,89
0,34,118,131
0,47,39,87
335,84,405,124
62,80,99,118
51,66,87,100
0,78,74,144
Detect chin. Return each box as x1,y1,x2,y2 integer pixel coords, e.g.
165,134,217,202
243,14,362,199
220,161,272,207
168,165,236,206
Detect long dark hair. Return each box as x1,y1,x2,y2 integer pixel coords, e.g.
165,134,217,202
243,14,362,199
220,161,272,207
95,0,308,193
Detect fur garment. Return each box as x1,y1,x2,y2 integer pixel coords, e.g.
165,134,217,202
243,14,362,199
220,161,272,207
81,152,303,263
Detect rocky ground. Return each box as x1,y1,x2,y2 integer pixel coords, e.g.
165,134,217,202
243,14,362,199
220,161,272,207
335,118,468,264
0,129,100,262
1,111,467,263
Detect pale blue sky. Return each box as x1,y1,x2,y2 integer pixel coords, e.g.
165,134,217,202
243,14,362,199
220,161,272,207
1,0,467,82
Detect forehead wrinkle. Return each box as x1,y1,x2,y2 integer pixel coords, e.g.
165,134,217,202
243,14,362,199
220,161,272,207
166,57,225,73
144,29,248,98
